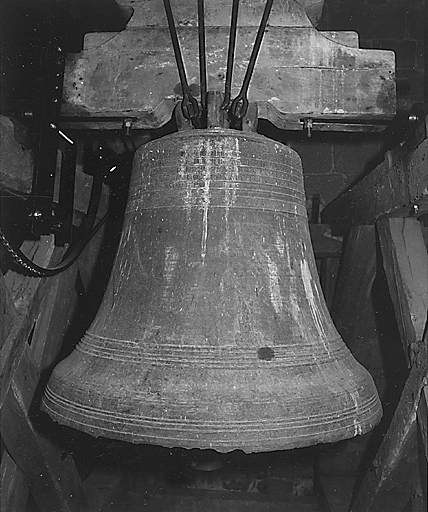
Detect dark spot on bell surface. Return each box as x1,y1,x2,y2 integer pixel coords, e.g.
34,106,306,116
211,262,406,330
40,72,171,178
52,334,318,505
257,347,275,360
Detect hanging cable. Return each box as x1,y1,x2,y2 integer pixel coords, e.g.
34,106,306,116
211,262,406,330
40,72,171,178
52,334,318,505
228,0,273,122
222,0,240,111
163,0,200,123
0,211,108,277
1,167,107,277
198,0,208,123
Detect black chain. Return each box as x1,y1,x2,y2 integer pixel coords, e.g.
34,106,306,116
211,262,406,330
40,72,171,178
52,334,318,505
0,228,46,277
222,0,240,111
164,0,273,128
0,213,108,277
163,0,200,123
198,0,207,114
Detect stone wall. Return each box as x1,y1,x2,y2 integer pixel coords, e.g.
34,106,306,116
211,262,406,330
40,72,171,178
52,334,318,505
288,132,384,210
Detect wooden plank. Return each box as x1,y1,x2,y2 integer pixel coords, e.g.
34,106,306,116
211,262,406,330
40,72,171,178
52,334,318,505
317,257,340,311
328,225,387,395
1,344,86,512
417,384,428,509
0,270,18,350
4,236,56,307
330,226,377,351
121,0,320,28
0,115,33,193
418,384,428,460
0,237,62,408
309,224,343,258
322,114,428,224
0,451,30,512
30,265,79,371
377,218,428,364
351,215,427,511
73,139,110,218
61,24,395,129
351,341,427,512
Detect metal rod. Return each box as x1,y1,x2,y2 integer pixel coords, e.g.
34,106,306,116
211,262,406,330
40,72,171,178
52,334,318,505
31,44,65,236
55,143,77,246
163,0,199,121
198,0,207,113
222,0,240,110
229,0,273,120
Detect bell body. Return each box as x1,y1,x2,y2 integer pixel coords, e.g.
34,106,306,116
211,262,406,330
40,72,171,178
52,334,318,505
42,129,382,453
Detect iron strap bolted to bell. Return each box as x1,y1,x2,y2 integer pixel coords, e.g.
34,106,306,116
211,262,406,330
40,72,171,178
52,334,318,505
42,129,382,453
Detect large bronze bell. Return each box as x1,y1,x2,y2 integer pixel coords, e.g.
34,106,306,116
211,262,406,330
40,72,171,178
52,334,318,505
42,129,382,453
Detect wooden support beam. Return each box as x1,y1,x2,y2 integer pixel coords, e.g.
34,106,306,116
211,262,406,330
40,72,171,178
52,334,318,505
30,265,79,372
317,257,340,311
328,225,387,396
121,0,325,29
0,115,33,193
61,12,395,130
377,218,428,365
350,340,427,512
1,237,60,407
0,271,18,350
418,384,428,461
330,225,377,351
351,215,428,511
0,451,30,512
0,231,108,512
322,115,428,224
309,224,344,259
1,344,86,512
417,383,428,507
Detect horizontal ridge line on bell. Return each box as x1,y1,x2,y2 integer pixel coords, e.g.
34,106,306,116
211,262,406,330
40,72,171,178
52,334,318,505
74,354,338,368
136,176,304,193
43,412,381,436
139,156,301,170
140,149,298,163
129,191,305,204
74,353,347,367
44,385,381,414
125,205,308,217
43,406,381,435
131,183,304,196
137,164,303,182
80,336,345,353
134,182,305,197
139,162,303,176
76,344,345,359
77,343,345,357
42,409,380,442
43,391,380,426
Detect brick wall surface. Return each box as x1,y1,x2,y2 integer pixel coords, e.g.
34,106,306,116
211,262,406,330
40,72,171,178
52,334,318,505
288,132,384,207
